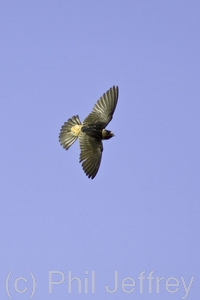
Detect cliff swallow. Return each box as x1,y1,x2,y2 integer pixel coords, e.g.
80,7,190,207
59,86,119,179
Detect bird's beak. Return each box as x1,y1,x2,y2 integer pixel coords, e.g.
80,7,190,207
111,132,115,137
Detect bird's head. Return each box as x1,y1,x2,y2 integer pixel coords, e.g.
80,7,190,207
102,129,114,140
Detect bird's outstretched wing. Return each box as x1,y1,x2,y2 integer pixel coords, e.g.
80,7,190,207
83,86,119,128
78,132,103,179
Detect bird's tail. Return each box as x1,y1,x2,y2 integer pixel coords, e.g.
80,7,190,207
59,115,82,150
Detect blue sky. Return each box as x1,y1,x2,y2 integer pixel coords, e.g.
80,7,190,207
0,1,200,299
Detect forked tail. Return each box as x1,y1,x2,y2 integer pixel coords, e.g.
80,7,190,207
59,115,82,150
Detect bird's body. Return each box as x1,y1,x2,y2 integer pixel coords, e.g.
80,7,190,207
59,86,119,179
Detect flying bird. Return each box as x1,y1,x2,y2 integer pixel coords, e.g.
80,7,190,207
59,86,119,179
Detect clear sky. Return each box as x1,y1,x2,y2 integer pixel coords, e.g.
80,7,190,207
1,1,200,299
